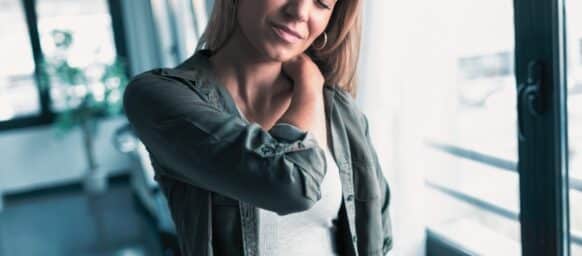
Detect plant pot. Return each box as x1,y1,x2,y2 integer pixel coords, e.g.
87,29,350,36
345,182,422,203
83,167,108,194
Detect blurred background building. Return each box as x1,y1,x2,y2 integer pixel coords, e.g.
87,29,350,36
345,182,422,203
0,0,580,255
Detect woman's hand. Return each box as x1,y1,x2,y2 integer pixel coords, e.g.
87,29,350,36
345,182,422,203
277,54,327,147
282,53,325,95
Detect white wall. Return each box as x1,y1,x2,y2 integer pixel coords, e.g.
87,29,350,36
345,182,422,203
0,116,133,194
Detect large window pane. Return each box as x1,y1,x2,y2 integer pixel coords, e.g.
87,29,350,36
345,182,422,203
566,0,582,254
36,0,116,112
0,0,41,121
422,0,521,254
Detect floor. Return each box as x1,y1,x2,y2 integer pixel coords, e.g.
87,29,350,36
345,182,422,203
0,178,165,256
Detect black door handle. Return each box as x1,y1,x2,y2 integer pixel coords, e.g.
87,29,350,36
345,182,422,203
517,60,546,140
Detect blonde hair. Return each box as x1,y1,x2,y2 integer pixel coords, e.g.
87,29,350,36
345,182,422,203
196,0,363,97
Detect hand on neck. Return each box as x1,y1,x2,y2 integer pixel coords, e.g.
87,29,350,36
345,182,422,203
208,29,293,108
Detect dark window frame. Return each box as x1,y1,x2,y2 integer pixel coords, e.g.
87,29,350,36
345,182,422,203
0,0,128,132
425,0,571,255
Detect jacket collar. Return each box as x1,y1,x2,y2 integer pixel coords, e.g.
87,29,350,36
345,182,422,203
163,50,341,163
170,50,337,127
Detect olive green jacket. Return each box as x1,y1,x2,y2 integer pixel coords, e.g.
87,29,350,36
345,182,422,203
122,50,393,256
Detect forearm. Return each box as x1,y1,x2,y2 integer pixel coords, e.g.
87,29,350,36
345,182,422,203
123,73,327,215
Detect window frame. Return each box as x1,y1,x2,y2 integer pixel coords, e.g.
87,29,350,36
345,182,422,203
0,0,128,132
425,0,572,254
514,0,570,254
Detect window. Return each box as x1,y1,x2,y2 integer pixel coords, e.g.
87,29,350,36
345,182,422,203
0,0,125,131
0,0,41,121
36,0,117,112
566,0,582,254
418,0,521,254
422,0,574,254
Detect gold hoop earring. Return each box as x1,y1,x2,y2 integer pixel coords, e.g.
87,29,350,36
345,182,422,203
313,32,328,50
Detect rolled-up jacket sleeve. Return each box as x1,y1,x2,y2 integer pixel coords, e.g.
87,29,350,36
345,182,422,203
122,73,327,215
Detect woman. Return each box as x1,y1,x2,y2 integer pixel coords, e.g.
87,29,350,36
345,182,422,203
123,0,393,255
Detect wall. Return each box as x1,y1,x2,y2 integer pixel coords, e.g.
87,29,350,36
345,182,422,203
0,116,132,194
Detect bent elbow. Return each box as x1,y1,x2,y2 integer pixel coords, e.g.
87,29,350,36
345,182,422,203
274,196,317,216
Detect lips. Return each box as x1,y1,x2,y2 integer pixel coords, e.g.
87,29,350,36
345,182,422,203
270,22,304,44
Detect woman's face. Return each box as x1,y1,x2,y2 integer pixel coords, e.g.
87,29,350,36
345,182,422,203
235,0,337,61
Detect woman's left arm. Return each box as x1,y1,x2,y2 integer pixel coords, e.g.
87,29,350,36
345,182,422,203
362,114,393,255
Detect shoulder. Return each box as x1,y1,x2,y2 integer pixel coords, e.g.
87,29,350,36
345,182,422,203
123,67,206,115
126,68,200,89
124,63,212,102
125,68,181,90
124,69,165,101
124,69,179,107
126,50,215,92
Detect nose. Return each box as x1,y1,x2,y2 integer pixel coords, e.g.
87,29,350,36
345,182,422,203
283,0,310,22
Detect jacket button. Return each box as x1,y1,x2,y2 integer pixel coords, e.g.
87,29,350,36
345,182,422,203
346,194,354,201
352,235,357,243
261,146,272,155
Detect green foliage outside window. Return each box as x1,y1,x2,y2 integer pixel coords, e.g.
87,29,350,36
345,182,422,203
40,29,129,193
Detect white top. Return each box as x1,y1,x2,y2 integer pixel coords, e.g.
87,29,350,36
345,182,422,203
232,102,343,255
257,146,343,256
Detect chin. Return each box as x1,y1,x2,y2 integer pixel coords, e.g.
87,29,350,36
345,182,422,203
262,44,303,62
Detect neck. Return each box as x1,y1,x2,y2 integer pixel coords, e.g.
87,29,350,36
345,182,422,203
209,29,292,110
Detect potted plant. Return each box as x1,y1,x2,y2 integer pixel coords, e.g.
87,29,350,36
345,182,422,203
40,29,129,194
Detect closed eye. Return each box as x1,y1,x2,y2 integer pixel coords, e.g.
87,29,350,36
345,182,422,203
316,0,332,10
